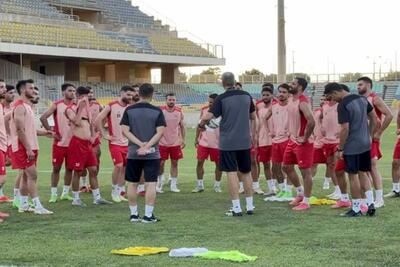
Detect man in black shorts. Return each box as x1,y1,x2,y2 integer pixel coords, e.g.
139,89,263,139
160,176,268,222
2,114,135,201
324,82,377,217
121,83,166,223
199,72,257,216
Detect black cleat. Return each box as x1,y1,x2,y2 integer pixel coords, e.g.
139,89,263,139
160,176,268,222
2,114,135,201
366,204,376,217
142,214,160,223
130,214,141,222
340,209,362,217
225,210,243,217
246,210,254,215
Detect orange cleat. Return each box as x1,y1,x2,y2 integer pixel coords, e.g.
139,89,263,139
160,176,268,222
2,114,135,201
289,195,304,206
331,200,351,209
292,202,310,211
0,211,10,218
0,196,13,203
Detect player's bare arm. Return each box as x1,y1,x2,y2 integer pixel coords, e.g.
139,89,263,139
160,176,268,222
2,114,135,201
299,102,315,143
14,105,34,161
373,96,393,139
94,105,111,141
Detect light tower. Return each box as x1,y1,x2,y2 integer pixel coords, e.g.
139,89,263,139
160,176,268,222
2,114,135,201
277,0,286,83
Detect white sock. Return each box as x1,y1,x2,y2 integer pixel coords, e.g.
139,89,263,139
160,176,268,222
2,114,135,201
32,197,43,210
157,175,164,189
296,186,304,196
365,190,374,206
20,195,29,208
239,182,244,189
92,188,101,201
253,181,260,190
245,197,254,211
375,189,383,201
129,205,138,216
278,183,285,191
0,185,4,197
145,205,154,217
72,191,80,201
303,197,310,205
334,185,341,195
138,184,145,192
341,193,350,201
62,186,70,196
272,179,277,187
112,184,118,196
14,188,20,199
120,185,126,194
352,199,361,213
197,179,204,188
214,181,221,187
267,180,274,190
51,187,58,196
324,177,331,183
393,182,400,192
232,199,241,213
80,177,87,186
116,186,123,195
170,177,177,187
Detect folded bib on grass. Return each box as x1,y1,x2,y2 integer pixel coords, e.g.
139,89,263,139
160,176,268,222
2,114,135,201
111,247,169,256
169,247,208,257
194,250,257,262
309,196,337,205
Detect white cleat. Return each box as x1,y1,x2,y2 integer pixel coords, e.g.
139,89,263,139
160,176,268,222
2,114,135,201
327,192,341,200
156,187,164,194
18,207,35,213
253,188,265,195
170,187,181,193
72,199,87,207
34,208,54,215
375,199,385,208
214,186,222,193
323,180,330,190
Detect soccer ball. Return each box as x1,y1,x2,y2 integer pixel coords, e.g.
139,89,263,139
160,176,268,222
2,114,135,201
206,117,221,129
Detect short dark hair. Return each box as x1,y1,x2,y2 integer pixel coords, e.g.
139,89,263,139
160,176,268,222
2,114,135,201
166,92,175,98
209,93,218,99
339,84,350,93
357,76,373,88
295,77,308,91
76,86,90,95
61,83,75,92
132,83,141,88
324,82,342,95
278,83,290,91
120,85,134,92
6,84,14,91
262,83,274,89
86,86,92,90
34,86,39,91
139,83,154,98
16,79,34,95
262,86,273,95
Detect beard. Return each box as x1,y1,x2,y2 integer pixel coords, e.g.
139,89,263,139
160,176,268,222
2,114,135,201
133,96,140,102
167,103,175,108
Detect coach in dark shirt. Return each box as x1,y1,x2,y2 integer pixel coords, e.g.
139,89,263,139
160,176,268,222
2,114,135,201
324,82,377,217
121,83,166,223
199,72,257,216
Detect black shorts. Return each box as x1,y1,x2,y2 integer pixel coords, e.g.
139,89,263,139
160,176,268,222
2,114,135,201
220,149,251,173
343,150,371,174
125,159,160,183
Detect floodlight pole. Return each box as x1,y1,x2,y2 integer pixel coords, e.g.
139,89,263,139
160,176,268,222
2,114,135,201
277,0,286,83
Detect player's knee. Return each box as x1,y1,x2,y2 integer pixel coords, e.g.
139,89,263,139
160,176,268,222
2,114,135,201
53,166,62,174
393,160,400,169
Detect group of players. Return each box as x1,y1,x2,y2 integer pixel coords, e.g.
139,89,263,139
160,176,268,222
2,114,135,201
0,75,398,222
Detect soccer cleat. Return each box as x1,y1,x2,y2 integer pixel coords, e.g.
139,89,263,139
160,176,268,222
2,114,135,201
327,192,341,200
12,199,20,209
340,209,362,217
366,203,376,217
112,195,122,203
0,196,13,203
263,189,277,197
60,194,73,201
156,188,164,194
280,191,294,202
48,195,58,203
93,198,112,205
72,199,87,207
130,214,141,222
0,211,10,218
142,214,160,223
292,202,310,211
360,204,368,214
289,195,304,206
214,186,222,193
170,187,180,193
384,191,400,198
120,191,127,197
18,206,34,213
192,186,205,193
119,195,128,202
225,210,243,217
253,187,265,195
323,180,330,190
246,210,254,215
34,208,54,215
375,199,384,208
331,200,351,209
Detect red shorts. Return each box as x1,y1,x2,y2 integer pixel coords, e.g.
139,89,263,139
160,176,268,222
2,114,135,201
371,140,382,160
52,144,69,167
335,158,346,172
6,145,11,160
283,140,314,169
250,146,257,158
159,145,183,161
393,139,400,160
197,145,219,162
323,143,338,158
67,136,98,171
109,144,128,166
272,140,289,164
93,136,101,147
313,147,327,164
257,145,272,163
0,150,6,175
11,142,38,170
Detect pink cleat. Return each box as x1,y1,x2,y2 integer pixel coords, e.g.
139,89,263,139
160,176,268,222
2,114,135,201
292,202,310,211
0,196,13,203
331,200,352,209
360,204,368,214
0,211,10,218
289,195,304,206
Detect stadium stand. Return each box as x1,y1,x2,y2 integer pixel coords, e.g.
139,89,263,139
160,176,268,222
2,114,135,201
0,0,71,20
